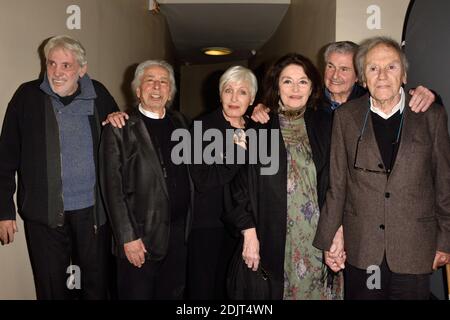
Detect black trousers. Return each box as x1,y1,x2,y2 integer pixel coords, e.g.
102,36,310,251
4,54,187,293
116,223,187,300
24,206,110,300
187,226,238,300
344,256,430,300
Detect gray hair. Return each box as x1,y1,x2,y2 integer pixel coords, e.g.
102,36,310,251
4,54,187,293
44,35,87,67
219,66,258,102
131,60,177,107
323,41,359,63
355,36,408,84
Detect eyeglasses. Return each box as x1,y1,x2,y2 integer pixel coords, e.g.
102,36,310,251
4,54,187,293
353,107,404,175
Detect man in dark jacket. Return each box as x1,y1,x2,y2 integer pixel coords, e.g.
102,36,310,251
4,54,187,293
99,60,193,300
0,35,119,299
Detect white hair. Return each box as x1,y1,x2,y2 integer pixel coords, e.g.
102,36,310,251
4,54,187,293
219,65,258,102
131,60,177,107
44,35,87,66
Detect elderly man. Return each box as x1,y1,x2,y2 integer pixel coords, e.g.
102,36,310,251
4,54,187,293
99,60,192,300
313,37,450,300
0,35,119,299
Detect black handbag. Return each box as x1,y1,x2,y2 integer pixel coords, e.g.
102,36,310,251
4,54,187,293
226,239,272,300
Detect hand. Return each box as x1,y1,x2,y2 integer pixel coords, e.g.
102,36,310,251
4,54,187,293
102,111,129,128
242,228,260,271
0,220,18,245
408,85,435,113
124,238,147,268
250,103,270,124
432,251,450,270
325,225,346,272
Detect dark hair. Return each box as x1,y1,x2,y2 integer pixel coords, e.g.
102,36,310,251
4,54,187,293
263,53,323,112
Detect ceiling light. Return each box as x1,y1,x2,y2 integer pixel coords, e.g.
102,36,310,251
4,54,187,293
202,47,232,56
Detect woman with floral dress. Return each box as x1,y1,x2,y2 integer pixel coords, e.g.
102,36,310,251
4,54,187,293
224,53,343,299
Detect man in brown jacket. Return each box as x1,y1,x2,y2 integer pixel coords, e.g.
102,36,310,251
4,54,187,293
313,37,450,300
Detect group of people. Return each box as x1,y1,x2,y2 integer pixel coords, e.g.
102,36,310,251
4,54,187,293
0,34,449,300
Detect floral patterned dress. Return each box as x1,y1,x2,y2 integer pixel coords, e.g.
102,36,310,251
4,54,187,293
279,114,343,300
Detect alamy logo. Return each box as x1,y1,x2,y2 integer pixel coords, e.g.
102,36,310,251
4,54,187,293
366,5,381,30
66,5,81,30
66,265,81,290
366,265,381,290
170,121,280,176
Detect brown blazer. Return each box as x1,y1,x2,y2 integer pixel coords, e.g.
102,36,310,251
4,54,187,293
313,94,450,274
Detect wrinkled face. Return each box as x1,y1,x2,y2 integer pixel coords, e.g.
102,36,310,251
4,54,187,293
221,81,253,121
278,64,312,110
136,65,171,111
46,47,87,97
324,52,357,100
364,44,406,106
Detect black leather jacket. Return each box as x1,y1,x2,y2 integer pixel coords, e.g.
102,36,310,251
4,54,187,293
99,108,193,260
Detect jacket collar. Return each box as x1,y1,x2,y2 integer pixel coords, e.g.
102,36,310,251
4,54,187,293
126,107,173,199
138,104,166,119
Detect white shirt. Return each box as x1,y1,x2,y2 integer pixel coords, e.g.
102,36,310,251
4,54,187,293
370,87,405,119
138,104,166,119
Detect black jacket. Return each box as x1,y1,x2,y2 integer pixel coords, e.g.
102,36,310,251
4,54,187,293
189,108,245,229
0,78,118,228
99,108,194,260
224,107,332,299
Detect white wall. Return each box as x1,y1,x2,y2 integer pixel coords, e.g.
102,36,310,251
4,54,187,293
250,0,336,69
336,0,410,43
